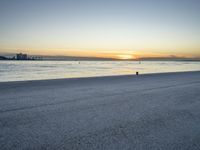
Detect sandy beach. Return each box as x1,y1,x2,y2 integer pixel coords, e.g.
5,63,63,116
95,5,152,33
0,71,200,150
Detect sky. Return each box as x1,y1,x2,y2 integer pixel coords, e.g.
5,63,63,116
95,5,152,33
0,0,200,59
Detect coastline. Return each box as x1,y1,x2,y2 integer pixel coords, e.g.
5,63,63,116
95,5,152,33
0,70,200,84
1,71,200,149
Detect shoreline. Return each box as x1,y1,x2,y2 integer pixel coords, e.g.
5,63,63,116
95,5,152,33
1,70,200,84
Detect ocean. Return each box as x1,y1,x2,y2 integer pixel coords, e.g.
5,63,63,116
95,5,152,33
0,60,200,82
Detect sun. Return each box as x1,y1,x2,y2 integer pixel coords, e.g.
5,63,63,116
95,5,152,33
117,54,133,60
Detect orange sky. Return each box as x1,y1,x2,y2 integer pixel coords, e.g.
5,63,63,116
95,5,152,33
1,48,199,60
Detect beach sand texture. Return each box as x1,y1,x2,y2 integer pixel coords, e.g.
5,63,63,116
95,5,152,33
0,71,200,150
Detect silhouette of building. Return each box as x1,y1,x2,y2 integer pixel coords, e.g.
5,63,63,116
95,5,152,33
16,53,28,60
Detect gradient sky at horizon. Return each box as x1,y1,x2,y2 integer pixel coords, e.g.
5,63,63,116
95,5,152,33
0,0,200,59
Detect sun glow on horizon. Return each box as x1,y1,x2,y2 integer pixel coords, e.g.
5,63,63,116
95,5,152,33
117,54,134,60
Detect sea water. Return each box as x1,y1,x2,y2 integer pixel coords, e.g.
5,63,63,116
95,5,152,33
0,61,200,82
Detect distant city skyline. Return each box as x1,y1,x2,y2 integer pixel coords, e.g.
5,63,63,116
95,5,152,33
0,0,200,59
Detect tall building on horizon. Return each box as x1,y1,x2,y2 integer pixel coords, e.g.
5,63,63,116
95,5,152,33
16,53,28,60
